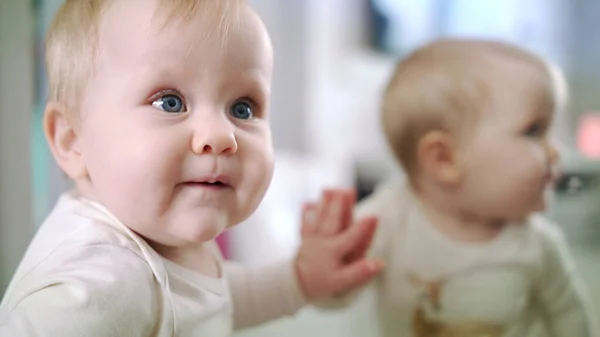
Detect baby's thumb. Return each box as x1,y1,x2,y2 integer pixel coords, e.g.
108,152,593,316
331,259,383,294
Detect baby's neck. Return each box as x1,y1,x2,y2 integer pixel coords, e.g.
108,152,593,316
411,185,506,243
150,241,221,278
74,183,222,278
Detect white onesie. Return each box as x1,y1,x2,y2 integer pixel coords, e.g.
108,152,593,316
323,179,595,337
0,191,306,336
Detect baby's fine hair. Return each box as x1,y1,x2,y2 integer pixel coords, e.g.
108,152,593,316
45,0,244,118
381,38,566,177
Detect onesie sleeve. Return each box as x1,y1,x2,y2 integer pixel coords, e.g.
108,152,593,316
532,217,596,337
224,259,306,330
0,244,161,337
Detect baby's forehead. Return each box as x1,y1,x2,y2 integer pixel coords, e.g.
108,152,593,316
95,0,267,71
480,65,555,125
486,55,552,94
97,0,216,55
88,0,272,99
421,52,552,115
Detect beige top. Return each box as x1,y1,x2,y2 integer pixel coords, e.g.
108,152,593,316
322,179,595,337
0,192,305,336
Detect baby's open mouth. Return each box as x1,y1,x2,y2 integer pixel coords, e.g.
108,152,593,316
198,181,225,186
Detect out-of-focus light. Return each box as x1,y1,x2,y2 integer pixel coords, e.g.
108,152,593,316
577,112,600,158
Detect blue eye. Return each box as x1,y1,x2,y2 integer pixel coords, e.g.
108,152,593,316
230,101,253,120
152,94,186,113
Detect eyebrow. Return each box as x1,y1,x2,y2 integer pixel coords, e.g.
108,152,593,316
226,67,270,93
523,103,553,128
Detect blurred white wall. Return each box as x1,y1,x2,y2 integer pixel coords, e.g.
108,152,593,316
230,0,398,267
0,0,35,295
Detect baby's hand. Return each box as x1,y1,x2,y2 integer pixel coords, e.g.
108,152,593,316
295,189,383,301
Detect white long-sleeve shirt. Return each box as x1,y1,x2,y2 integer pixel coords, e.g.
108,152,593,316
0,192,306,336
321,180,595,337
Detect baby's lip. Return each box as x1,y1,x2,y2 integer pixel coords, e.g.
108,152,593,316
182,175,233,187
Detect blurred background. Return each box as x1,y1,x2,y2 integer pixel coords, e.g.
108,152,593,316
1,0,600,336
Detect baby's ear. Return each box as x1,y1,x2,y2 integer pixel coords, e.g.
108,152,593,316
43,101,87,180
416,130,462,185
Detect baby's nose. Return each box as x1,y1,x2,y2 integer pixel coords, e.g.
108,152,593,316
547,139,563,164
547,141,563,183
191,118,238,155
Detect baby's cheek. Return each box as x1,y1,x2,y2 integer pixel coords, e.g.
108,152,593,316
522,152,548,183
235,148,273,221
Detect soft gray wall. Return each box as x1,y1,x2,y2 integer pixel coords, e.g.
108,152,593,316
0,0,35,296
569,0,600,132
249,0,310,153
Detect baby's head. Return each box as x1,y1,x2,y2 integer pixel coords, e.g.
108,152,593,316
382,38,564,222
44,0,274,248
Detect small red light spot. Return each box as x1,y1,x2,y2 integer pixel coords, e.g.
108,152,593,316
578,112,600,158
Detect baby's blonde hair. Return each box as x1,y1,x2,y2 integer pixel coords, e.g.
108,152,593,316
381,38,566,177
45,0,244,117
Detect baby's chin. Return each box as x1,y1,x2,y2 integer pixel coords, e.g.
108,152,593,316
142,209,231,247
502,198,549,224
521,194,552,220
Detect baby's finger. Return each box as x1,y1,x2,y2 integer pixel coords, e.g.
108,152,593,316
301,202,318,236
315,190,334,234
343,217,377,263
338,189,357,233
334,215,378,256
321,191,346,236
331,259,384,294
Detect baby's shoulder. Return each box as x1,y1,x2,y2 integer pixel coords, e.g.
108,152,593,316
12,194,157,290
507,215,572,275
35,198,146,260
525,214,566,248
356,179,409,217
2,215,159,320
0,194,166,333
354,179,412,258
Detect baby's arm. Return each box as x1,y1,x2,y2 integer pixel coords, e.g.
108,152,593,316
225,260,305,329
0,245,159,337
226,189,382,330
533,218,596,337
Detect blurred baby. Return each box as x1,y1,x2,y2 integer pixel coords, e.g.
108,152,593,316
319,38,595,337
0,0,383,336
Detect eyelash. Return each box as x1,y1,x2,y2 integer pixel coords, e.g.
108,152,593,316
149,89,186,104
524,121,546,138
